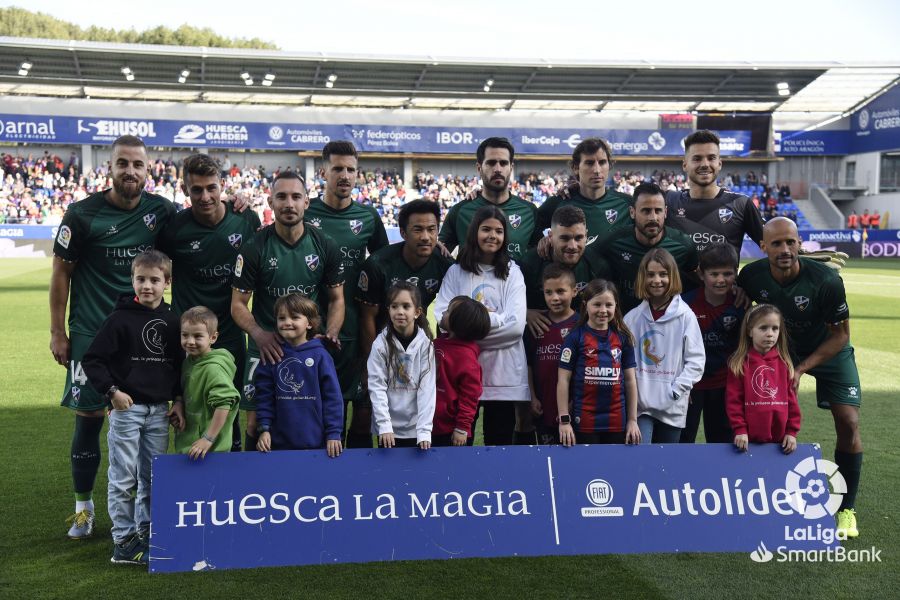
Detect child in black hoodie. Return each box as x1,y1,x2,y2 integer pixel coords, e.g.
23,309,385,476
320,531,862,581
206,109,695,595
83,250,183,565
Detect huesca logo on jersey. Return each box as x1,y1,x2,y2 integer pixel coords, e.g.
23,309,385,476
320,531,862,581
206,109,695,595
143,214,157,231
358,271,369,292
305,254,319,271
509,214,522,229
719,208,733,223
722,315,738,329
349,219,363,235
228,233,242,249
606,209,618,224
56,225,72,249
794,296,810,311
425,278,439,292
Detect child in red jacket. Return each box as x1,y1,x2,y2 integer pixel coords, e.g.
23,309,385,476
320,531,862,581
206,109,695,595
431,297,491,446
726,304,801,453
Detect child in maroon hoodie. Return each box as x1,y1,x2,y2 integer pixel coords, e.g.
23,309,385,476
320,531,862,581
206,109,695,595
726,304,801,454
431,297,491,446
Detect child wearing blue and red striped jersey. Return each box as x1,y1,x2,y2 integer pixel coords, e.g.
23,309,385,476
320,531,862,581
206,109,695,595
525,264,580,445
679,243,745,444
557,279,640,446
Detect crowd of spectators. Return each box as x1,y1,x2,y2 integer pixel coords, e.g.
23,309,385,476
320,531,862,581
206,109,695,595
1,150,814,229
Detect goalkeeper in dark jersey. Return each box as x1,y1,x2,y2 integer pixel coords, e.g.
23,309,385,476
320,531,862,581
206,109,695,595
667,129,846,269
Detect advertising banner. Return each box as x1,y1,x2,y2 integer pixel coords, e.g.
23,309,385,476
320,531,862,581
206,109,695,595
150,444,840,573
0,113,751,156
851,85,900,154
774,130,850,156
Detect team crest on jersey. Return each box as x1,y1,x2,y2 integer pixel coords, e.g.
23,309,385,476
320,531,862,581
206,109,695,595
358,271,369,292
305,254,320,271
424,278,439,292
56,225,72,249
722,315,738,329
509,214,522,229
611,347,622,362
243,383,255,400
560,348,573,364
560,328,570,338
575,281,588,293
234,255,244,277
228,233,242,249
143,214,157,231
308,218,322,229
349,219,363,235
719,208,733,223
71,386,81,402
606,209,618,224
794,295,810,311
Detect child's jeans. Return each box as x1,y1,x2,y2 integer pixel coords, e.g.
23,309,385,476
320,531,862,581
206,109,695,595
637,415,683,444
107,403,169,543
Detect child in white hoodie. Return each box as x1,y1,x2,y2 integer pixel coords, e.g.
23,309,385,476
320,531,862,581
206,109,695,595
434,205,529,446
624,248,705,443
368,282,436,449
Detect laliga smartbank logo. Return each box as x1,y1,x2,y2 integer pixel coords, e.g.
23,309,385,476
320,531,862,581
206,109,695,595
749,458,882,564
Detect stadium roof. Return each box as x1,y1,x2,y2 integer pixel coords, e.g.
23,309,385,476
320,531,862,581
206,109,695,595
1,37,898,119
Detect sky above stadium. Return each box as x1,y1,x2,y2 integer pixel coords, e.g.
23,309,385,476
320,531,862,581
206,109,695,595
5,0,898,63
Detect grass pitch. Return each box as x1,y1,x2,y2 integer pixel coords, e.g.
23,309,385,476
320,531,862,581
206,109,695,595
1,258,898,599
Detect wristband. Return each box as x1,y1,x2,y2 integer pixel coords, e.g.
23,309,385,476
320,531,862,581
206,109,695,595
201,432,216,443
453,428,468,436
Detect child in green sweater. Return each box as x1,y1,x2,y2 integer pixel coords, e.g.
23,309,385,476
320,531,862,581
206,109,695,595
173,306,240,459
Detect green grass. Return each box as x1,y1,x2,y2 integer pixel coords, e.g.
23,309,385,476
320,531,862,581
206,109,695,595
2,258,898,599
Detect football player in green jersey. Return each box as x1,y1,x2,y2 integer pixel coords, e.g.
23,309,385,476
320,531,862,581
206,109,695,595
50,135,176,539
520,205,610,336
741,217,863,538
535,137,633,255
231,172,345,448
157,153,260,451
358,199,453,355
439,137,538,261
588,182,698,313
305,141,389,448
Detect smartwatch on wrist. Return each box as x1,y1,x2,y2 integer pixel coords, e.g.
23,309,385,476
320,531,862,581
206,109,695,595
557,414,571,425
105,385,119,401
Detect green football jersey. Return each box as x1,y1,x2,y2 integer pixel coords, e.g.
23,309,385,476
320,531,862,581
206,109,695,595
536,189,634,246
53,191,176,335
438,194,538,261
356,242,454,328
519,247,611,310
304,198,388,340
232,225,344,333
737,257,852,358
157,205,261,343
588,226,699,313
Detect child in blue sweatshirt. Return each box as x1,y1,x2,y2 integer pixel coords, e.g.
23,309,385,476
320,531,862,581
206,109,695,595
254,294,344,457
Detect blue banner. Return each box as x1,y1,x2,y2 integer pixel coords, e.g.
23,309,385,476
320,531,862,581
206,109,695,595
150,444,839,573
0,224,58,240
775,130,850,156
851,84,900,153
0,113,751,156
